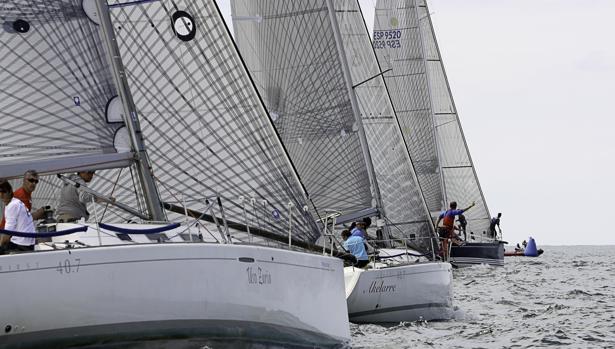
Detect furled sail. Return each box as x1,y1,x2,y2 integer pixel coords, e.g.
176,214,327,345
106,0,321,242
231,0,375,217
0,0,131,179
332,0,434,249
374,0,492,236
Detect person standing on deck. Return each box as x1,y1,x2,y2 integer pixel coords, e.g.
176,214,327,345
489,213,502,239
0,170,45,229
0,180,36,252
436,201,475,259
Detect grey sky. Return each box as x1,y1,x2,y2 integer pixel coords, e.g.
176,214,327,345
217,1,615,245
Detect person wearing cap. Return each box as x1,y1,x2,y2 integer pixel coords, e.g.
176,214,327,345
0,179,36,251
56,171,99,222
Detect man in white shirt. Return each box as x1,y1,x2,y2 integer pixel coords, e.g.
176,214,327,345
0,180,36,252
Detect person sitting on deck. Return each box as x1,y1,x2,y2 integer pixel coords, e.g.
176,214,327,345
0,179,36,252
435,201,476,259
343,233,369,268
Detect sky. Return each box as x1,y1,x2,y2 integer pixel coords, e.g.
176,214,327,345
217,1,615,245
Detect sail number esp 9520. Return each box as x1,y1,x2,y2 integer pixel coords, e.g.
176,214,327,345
373,29,402,49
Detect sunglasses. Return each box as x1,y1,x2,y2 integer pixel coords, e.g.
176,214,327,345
27,178,39,184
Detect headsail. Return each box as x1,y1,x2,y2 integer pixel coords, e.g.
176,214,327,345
374,0,492,236
231,0,375,217
106,0,321,242
332,0,434,250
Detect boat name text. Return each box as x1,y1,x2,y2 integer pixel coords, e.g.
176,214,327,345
247,266,271,285
368,280,396,293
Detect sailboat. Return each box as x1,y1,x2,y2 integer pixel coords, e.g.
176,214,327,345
231,0,454,323
373,0,504,267
0,0,349,347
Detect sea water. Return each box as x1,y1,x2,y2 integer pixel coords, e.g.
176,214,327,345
351,245,615,348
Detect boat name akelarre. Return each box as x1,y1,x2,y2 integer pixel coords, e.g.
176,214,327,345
246,266,272,285
368,280,396,293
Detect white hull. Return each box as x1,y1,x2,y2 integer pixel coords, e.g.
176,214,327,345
0,234,349,347
345,262,453,323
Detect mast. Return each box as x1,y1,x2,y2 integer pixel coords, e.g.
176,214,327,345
325,0,387,223
414,0,447,212
95,0,165,221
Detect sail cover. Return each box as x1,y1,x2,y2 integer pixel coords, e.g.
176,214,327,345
374,0,492,236
231,0,375,217
332,0,434,249
106,0,321,242
0,0,131,179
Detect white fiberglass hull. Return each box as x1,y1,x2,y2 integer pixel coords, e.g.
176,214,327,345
345,262,453,323
0,242,349,348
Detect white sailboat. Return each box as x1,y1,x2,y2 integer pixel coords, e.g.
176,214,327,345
231,0,453,323
0,0,349,347
373,0,504,267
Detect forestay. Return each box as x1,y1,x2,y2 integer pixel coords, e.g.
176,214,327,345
374,0,492,236
231,0,375,217
332,0,434,250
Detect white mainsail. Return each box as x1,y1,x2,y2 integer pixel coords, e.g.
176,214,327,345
374,0,492,237
0,1,130,177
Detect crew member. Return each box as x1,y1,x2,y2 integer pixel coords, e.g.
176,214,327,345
435,201,475,259
0,180,36,252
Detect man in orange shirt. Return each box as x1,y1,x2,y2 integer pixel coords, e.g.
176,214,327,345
0,170,44,229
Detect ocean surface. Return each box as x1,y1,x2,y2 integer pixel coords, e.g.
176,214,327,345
351,245,615,348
